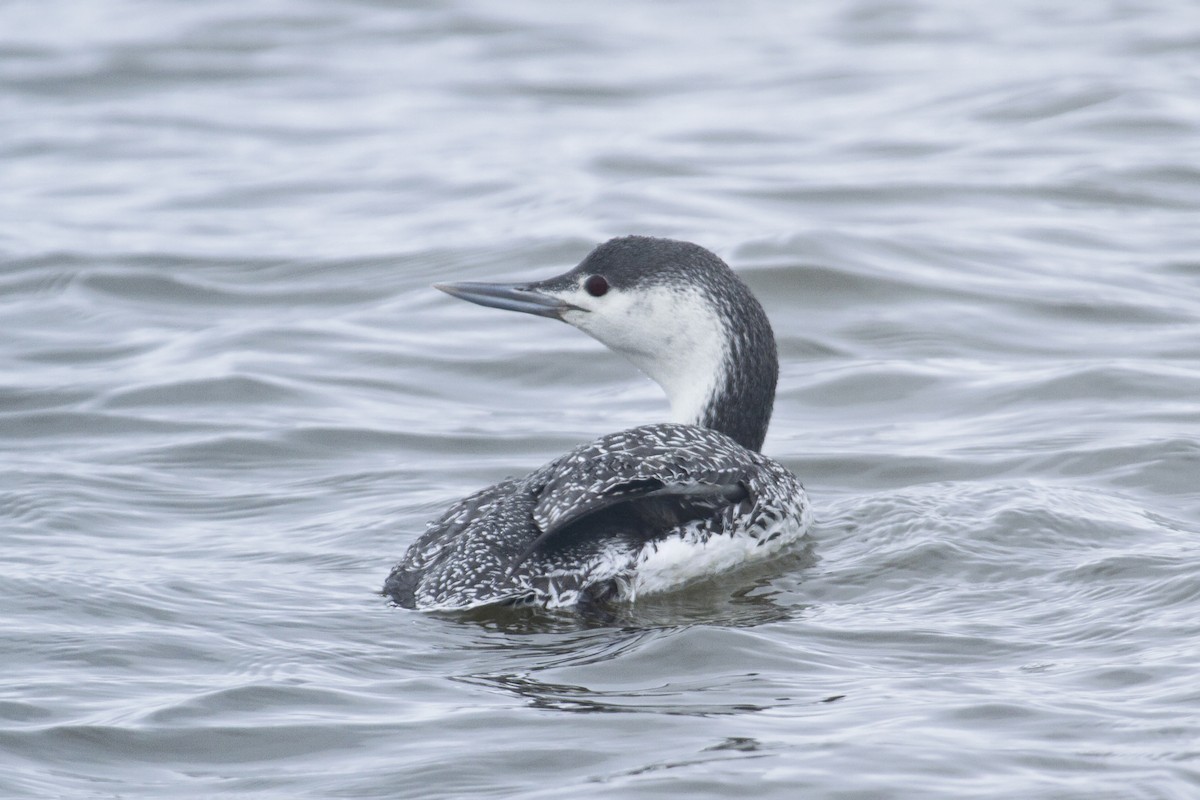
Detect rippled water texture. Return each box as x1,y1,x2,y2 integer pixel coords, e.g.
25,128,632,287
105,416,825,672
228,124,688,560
3,1,1200,798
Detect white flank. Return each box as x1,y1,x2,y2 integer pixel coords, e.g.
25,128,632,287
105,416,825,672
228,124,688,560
628,499,813,599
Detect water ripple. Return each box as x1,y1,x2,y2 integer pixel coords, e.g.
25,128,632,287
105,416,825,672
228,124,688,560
3,0,1200,797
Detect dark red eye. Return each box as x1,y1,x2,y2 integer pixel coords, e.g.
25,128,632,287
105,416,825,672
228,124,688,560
584,274,609,297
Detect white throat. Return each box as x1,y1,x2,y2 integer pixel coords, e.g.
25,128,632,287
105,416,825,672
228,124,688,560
560,284,729,426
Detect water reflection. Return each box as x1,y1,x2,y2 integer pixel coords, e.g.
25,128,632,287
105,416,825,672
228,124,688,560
439,544,820,717
458,671,772,717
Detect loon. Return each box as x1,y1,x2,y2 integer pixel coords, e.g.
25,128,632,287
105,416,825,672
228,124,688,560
384,236,811,611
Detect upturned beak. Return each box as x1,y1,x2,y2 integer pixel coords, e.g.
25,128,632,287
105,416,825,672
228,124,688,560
434,281,574,320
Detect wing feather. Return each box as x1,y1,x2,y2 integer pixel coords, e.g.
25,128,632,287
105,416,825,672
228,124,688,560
529,423,763,539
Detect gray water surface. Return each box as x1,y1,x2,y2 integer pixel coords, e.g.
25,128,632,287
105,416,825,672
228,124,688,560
3,1,1200,798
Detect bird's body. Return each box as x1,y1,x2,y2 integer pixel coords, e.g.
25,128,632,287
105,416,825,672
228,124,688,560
386,423,809,610
384,236,810,611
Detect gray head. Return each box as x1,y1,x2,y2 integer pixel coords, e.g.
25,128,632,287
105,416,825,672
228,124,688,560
436,236,779,452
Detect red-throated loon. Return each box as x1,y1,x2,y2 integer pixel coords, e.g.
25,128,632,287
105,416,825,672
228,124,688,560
384,236,811,610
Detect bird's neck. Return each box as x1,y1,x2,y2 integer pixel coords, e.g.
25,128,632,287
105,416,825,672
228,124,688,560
693,310,777,453
660,296,777,453
596,282,779,453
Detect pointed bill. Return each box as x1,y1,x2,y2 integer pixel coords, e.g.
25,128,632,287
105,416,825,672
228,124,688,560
434,281,577,319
